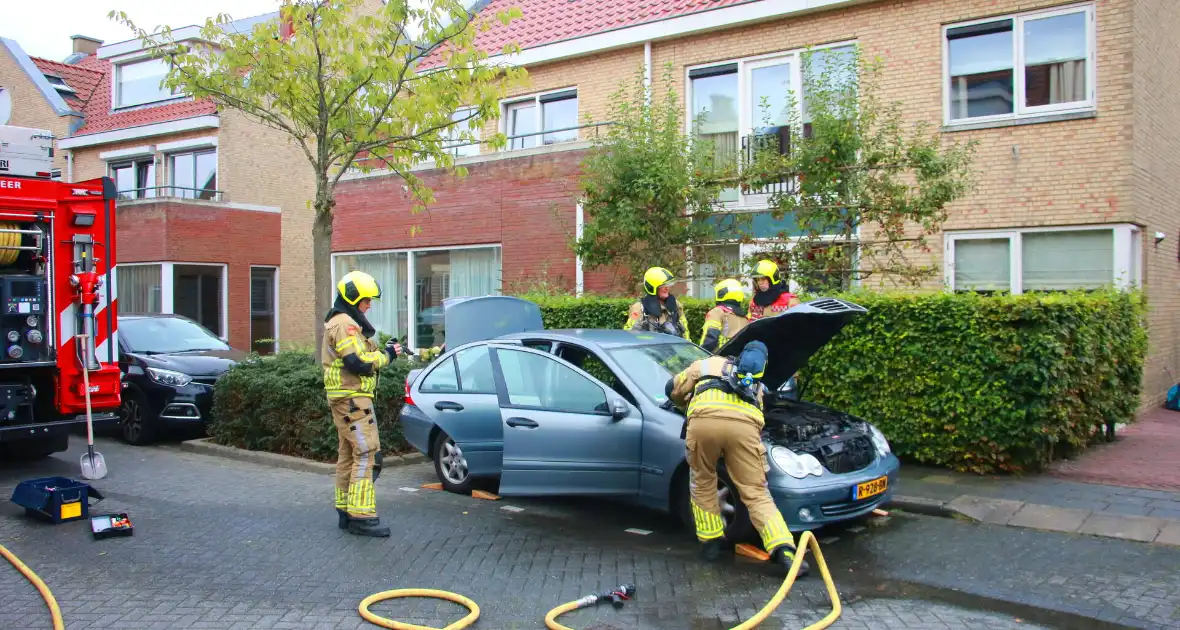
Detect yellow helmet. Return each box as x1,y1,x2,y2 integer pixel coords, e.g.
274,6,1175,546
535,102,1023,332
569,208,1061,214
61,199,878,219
337,270,382,305
751,259,780,285
713,278,746,304
642,266,675,296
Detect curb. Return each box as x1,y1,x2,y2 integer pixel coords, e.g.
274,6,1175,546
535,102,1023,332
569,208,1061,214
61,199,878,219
179,438,429,475
886,495,953,518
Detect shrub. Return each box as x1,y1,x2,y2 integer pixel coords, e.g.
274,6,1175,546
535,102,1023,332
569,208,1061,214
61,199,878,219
210,351,414,462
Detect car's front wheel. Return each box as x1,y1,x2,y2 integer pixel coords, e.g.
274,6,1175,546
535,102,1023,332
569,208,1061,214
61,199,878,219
433,431,474,494
677,463,756,544
120,391,156,446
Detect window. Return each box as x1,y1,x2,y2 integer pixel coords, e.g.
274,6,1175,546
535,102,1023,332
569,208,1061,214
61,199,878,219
496,348,607,414
0,88,11,125
556,344,637,407
169,150,217,200
443,108,481,158
117,264,163,313
334,251,409,344
421,357,459,392
115,58,177,108
116,263,227,337
455,346,496,393
111,158,156,200
944,5,1094,124
691,244,742,298
504,89,579,150
43,74,76,98
250,267,277,355
946,225,1140,294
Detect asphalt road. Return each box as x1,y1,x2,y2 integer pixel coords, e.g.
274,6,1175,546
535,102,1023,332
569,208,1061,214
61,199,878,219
1,438,1175,629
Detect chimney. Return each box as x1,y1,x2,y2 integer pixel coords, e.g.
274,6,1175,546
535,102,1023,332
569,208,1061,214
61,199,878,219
70,35,103,57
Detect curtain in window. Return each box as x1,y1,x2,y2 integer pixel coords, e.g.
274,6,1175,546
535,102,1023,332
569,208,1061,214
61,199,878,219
117,265,163,313
1022,230,1113,291
334,253,408,339
449,248,502,298
1046,60,1086,105
954,238,1010,291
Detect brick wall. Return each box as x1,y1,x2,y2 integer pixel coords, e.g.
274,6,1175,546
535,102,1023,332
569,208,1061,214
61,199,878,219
116,200,281,350
1132,0,1180,406
0,49,76,172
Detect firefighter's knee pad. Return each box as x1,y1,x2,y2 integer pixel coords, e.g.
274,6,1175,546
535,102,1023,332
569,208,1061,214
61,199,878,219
373,451,383,481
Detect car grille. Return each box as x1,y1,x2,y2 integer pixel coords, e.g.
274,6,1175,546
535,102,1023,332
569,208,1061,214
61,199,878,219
816,435,876,475
821,494,885,518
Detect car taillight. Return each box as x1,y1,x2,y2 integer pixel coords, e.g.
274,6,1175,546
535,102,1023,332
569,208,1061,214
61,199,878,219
404,379,414,406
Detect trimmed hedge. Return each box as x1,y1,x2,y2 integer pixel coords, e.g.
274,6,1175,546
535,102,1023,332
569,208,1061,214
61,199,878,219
210,289,1147,473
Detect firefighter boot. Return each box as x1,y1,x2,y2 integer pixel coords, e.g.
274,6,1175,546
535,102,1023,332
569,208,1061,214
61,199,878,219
337,509,349,530
772,546,810,578
700,538,724,562
347,517,391,538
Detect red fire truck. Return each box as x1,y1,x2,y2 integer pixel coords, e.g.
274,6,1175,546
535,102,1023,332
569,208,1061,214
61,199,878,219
0,125,120,458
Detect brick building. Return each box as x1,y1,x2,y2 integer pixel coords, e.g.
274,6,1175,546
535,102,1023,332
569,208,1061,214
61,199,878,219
333,0,1180,406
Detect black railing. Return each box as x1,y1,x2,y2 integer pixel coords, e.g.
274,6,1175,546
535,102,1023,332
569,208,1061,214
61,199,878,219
741,126,794,196
116,186,224,203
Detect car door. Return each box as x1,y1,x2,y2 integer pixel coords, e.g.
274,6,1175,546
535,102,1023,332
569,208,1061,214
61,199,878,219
409,344,503,476
491,345,642,496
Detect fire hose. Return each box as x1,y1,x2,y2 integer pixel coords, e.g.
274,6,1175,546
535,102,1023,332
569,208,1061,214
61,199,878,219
356,530,841,630
0,542,65,630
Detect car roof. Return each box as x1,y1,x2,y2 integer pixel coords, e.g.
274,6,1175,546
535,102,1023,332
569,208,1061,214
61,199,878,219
498,328,695,350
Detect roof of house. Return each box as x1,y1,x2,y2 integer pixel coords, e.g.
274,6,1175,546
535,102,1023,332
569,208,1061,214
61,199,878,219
29,56,104,111
467,0,755,54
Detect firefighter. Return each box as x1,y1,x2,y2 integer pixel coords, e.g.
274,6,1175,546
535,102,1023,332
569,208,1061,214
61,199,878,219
667,341,810,577
699,278,749,353
624,266,690,339
322,270,400,537
748,259,800,321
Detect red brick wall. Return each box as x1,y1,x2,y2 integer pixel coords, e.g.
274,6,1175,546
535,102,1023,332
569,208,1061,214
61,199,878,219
115,201,281,350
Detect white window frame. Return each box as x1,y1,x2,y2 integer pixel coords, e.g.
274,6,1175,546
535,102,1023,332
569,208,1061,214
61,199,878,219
444,107,481,158
330,243,503,351
112,56,181,109
117,261,230,341
942,3,1097,127
943,224,1140,294
500,87,579,151
109,156,158,200
686,232,859,298
166,148,219,199
249,265,280,353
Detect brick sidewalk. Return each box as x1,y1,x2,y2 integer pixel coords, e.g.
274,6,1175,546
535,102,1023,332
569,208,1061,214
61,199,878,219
1049,407,1180,491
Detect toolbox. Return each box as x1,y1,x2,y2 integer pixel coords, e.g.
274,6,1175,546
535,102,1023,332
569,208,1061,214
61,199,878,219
9,476,104,524
89,513,134,539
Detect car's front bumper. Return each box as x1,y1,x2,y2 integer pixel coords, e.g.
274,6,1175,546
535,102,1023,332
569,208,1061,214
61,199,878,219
768,453,901,531
141,380,216,425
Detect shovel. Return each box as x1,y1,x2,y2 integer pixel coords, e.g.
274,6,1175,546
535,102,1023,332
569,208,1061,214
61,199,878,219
78,334,107,480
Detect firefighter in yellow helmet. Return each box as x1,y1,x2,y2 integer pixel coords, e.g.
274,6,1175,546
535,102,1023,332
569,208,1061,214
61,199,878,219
667,341,809,577
322,270,400,537
699,278,749,353
749,259,800,321
624,266,690,339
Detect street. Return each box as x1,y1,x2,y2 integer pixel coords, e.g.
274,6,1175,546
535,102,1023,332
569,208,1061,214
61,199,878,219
2,438,1178,629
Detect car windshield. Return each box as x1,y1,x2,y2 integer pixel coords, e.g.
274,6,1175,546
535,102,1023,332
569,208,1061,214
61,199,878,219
120,317,229,354
607,342,711,405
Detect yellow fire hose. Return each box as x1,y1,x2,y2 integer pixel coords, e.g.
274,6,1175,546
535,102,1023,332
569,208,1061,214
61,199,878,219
0,542,65,630
357,530,841,630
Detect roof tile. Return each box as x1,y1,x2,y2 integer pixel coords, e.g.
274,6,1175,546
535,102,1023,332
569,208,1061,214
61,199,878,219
62,56,218,137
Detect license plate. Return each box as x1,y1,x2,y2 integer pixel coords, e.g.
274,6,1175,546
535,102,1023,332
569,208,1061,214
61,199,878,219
853,476,888,500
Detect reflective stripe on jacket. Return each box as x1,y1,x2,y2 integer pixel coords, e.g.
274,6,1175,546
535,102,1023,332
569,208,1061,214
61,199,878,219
669,356,764,427
699,305,748,353
321,313,389,399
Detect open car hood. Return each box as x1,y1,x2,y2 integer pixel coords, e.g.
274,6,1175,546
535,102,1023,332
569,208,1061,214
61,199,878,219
715,297,867,390
442,296,544,347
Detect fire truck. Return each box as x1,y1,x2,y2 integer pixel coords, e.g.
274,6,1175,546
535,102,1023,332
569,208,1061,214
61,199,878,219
0,125,120,458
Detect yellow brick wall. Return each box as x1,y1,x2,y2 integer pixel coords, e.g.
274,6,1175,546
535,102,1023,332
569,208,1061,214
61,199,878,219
0,49,76,172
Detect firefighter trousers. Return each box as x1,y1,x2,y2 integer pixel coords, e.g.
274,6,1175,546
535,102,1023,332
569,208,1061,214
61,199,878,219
330,396,382,519
685,415,797,557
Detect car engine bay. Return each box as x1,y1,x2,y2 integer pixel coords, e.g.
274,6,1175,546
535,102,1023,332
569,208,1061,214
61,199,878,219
763,398,878,475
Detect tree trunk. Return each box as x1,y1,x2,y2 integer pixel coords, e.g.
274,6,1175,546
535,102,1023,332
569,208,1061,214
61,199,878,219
312,188,335,354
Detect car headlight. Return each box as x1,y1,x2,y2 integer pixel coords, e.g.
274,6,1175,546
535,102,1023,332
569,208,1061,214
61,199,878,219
868,423,891,455
770,445,824,479
147,367,192,387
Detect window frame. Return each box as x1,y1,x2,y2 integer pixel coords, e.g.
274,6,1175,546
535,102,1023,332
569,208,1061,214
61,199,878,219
941,3,1097,127
167,148,219,200
500,87,580,151
116,261,229,340
113,56,180,109
443,107,482,158
110,157,157,200
686,233,859,297
943,223,1140,294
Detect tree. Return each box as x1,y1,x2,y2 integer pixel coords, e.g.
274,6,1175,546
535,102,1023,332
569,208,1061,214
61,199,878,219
574,65,743,291
741,48,978,292
110,0,525,346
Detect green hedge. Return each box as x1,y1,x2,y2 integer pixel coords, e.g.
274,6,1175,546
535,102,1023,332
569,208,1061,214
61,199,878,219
211,289,1147,473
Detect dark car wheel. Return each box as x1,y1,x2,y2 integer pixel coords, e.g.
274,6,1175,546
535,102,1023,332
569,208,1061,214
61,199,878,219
120,391,156,446
677,463,757,545
433,431,474,494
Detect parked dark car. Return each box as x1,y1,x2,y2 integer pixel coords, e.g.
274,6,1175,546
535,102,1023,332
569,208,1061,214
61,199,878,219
116,314,246,445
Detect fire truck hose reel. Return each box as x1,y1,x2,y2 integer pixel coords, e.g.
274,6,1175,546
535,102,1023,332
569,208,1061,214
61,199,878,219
0,222,20,266
0,542,65,630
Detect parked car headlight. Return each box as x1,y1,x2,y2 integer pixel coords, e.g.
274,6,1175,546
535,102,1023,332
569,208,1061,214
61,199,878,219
868,423,891,455
770,445,823,479
147,367,192,387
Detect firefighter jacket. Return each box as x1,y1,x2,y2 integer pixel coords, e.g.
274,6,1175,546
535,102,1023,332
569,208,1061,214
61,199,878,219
322,313,391,399
749,288,799,321
624,294,691,340
669,356,766,428
699,303,749,353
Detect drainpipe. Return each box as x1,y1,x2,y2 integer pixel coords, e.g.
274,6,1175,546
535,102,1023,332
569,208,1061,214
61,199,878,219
643,41,652,105
66,149,73,183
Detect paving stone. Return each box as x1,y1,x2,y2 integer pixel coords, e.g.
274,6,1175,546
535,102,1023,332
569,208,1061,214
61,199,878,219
1007,504,1091,533
1077,513,1164,543
947,495,1024,524
1157,522,1180,548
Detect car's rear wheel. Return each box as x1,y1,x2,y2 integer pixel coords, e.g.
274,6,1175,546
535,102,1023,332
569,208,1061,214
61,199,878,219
677,463,756,544
120,391,155,446
433,431,474,494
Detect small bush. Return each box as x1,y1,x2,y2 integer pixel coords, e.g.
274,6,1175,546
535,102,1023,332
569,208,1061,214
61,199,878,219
210,351,414,462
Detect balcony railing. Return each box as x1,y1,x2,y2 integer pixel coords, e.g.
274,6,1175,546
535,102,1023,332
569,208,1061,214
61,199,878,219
741,126,794,196
116,186,224,203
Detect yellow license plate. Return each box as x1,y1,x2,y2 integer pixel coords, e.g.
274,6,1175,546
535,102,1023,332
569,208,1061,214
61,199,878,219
853,476,888,500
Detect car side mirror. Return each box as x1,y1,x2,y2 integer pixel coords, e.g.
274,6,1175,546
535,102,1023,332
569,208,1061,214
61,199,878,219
610,397,629,420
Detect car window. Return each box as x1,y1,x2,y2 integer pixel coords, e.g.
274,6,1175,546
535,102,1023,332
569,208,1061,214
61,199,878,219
119,316,229,354
521,339,553,353
495,348,608,414
455,346,496,394
606,342,711,405
419,357,459,393
556,345,638,407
